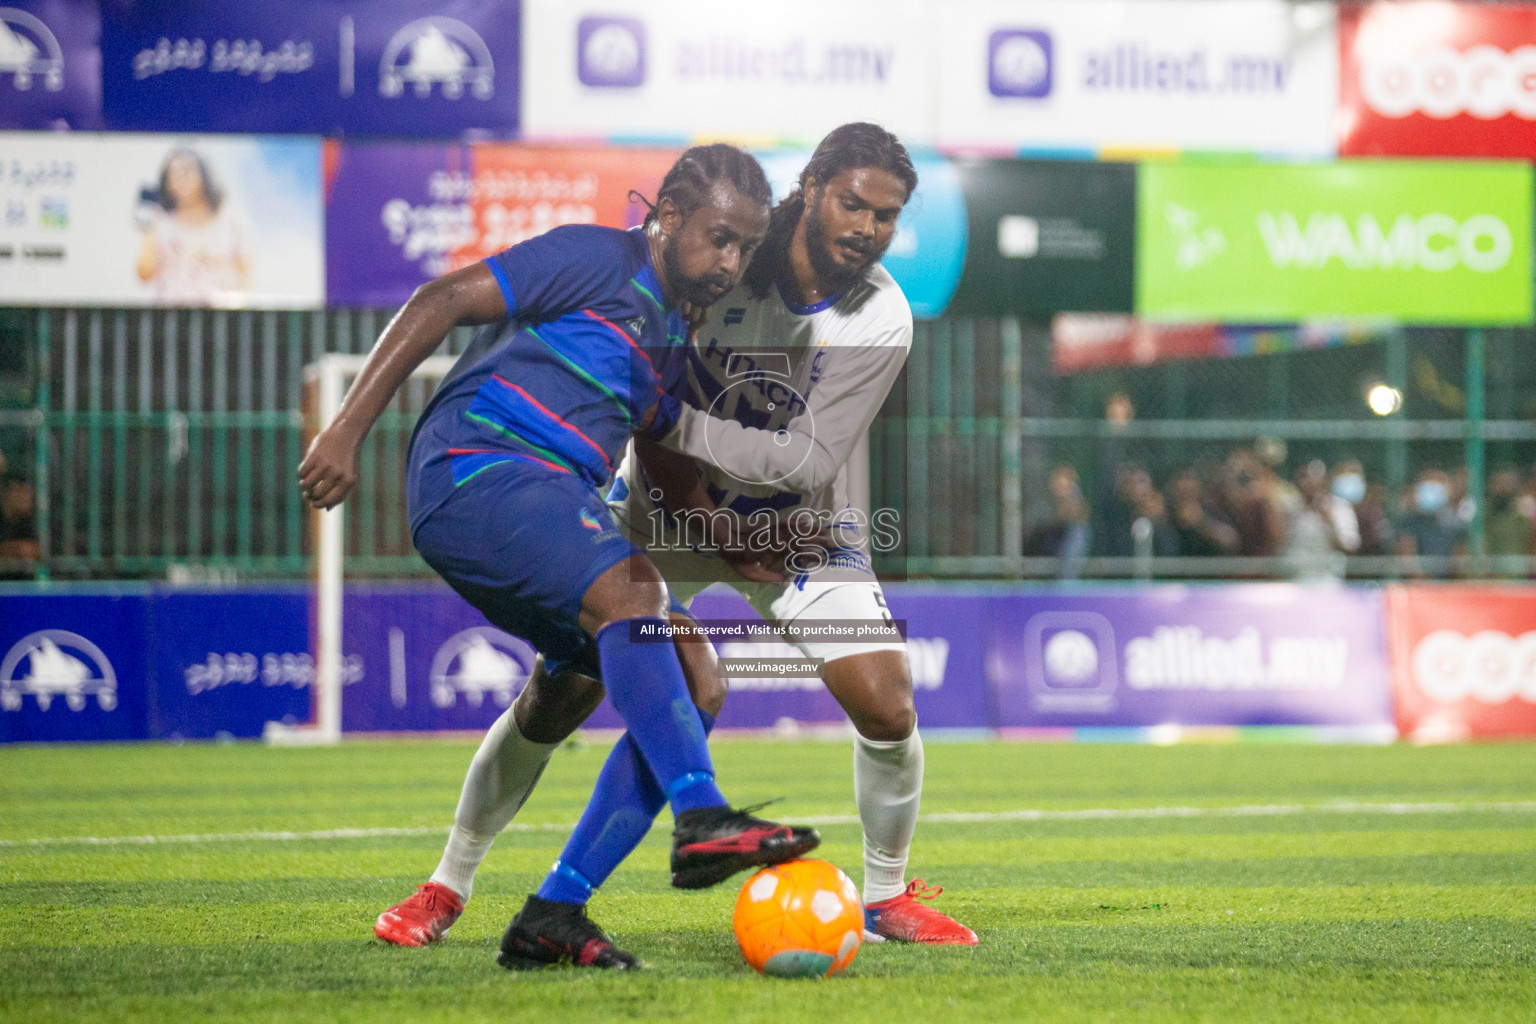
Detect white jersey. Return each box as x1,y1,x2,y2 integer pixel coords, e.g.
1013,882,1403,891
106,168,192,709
618,264,913,523
609,265,913,665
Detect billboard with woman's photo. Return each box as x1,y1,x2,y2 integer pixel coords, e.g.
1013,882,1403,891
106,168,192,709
0,132,323,308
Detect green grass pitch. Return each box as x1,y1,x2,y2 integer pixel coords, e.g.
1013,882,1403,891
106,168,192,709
3,738,1535,1022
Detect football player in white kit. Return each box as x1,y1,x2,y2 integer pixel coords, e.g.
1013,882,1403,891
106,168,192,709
375,124,976,957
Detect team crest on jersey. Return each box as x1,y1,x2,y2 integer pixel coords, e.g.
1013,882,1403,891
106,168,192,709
379,17,494,100
0,8,65,92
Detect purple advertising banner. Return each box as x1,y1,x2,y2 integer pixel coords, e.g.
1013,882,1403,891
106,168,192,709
986,585,1393,729
339,585,538,734
0,0,104,129
101,0,519,137
324,141,679,307
325,142,473,309
1,583,1394,742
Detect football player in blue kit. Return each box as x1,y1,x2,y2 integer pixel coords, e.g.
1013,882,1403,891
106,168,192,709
299,144,818,970
363,125,976,966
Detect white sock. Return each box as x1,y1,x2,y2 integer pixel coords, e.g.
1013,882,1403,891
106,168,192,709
429,706,559,902
853,729,924,905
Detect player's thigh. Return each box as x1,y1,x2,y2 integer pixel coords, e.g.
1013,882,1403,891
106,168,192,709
766,580,914,741
413,462,639,668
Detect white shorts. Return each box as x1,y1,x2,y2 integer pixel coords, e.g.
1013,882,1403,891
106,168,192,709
611,499,906,666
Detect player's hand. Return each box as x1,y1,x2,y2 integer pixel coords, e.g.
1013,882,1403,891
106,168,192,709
720,546,786,584
681,302,708,345
298,424,363,510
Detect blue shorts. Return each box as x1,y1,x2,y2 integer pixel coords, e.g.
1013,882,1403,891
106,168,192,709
412,459,641,678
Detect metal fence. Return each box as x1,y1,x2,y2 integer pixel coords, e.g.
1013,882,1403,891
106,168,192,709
2,307,1533,581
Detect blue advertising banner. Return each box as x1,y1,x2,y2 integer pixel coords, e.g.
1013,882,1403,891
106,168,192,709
987,585,1393,730
0,591,149,742
100,0,519,137
149,589,313,740
0,0,103,129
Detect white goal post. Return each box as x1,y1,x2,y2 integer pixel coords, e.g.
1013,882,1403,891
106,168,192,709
264,352,460,747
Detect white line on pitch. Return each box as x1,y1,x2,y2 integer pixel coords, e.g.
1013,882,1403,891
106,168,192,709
3,800,1535,850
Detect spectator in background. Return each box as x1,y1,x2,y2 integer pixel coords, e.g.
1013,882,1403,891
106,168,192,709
1092,392,1141,557
1283,459,1358,580
1396,468,1466,574
1484,468,1532,572
1131,481,1181,558
1217,447,1284,558
0,448,40,577
1025,463,1091,579
1168,467,1239,557
1332,459,1394,556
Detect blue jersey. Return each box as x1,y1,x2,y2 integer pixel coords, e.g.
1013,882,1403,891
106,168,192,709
408,225,687,533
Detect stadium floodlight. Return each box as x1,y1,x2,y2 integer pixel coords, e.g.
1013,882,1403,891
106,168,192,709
1366,382,1403,416
263,352,459,747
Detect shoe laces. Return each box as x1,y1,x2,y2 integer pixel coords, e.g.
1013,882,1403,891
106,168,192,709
903,879,944,902
736,798,783,819
410,883,452,912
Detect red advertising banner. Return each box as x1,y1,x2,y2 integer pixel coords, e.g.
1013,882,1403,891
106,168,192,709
1340,2,1536,158
1386,585,1536,741
1051,315,1404,373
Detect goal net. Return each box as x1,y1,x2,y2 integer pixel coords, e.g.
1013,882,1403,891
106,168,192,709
264,352,459,746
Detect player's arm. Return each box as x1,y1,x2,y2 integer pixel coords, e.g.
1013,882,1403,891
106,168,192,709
298,263,507,510
656,326,910,496
634,438,786,584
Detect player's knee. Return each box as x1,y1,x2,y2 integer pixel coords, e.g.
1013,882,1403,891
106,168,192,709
851,699,916,742
690,668,727,718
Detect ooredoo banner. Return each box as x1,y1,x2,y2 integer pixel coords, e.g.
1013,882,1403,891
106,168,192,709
100,0,520,137
1340,2,1536,158
988,586,1393,730
1386,585,1536,741
1136,160,1534,324
0,0,103,129
936,0,1338,155
520,0,934,144
0,132,324,308
325,142,680,307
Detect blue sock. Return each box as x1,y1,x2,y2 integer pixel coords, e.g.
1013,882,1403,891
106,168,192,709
537,709,717,904
594,619,724,813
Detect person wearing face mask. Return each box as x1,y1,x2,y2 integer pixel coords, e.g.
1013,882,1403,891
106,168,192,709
1329,459,1387,555
1395,468,1466,574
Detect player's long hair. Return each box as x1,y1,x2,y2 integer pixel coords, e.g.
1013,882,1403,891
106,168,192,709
744,123,918,299
640,143,772,230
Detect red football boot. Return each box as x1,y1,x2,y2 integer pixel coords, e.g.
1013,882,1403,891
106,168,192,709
863,879,978,945
374,882,464,947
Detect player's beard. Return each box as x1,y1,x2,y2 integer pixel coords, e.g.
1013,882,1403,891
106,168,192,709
663,232,733,308
803,191,888,295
